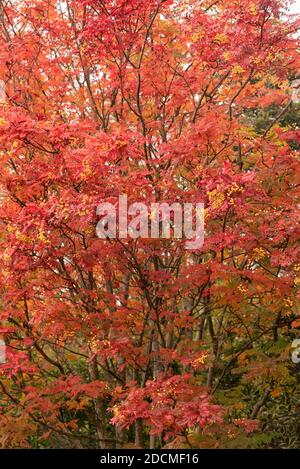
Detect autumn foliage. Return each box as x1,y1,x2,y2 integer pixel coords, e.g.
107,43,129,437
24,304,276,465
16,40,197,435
0,0,299,449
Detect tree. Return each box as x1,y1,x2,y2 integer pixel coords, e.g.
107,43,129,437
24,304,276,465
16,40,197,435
0,0,299,449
